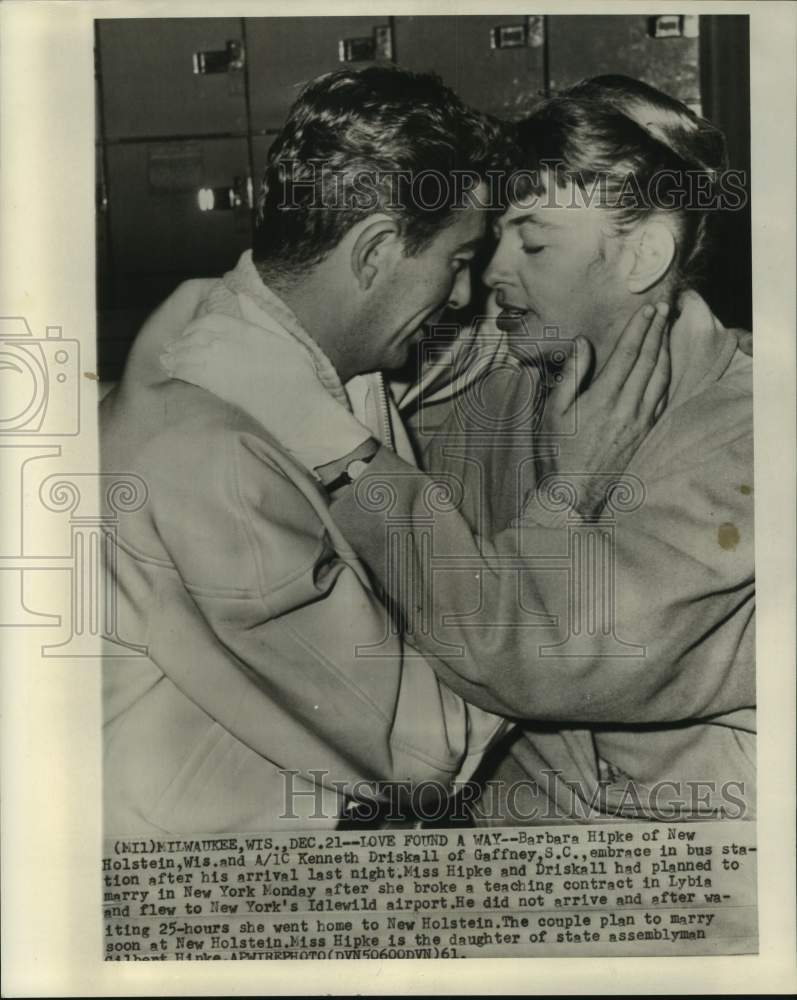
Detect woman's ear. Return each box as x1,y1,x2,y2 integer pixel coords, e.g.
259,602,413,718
350,214,400,291
622,219,677,294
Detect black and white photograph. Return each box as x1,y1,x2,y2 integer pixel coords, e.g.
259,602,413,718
1,1,795,994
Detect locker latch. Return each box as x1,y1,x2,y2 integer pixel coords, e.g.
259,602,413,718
197,175,253,212
648,15,699,39
192,40,245,75
490,24,526,49
490,17,545,50
338,25,393,63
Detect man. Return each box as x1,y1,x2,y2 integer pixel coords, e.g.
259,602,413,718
101,66,516,835
166,76,754,824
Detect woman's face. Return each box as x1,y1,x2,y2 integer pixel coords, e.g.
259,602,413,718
483,172,639,369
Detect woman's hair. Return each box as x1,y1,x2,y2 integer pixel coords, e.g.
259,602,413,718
513,75,729,290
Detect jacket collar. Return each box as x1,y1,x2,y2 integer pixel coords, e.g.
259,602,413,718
666,289,739,408
223,250,351,408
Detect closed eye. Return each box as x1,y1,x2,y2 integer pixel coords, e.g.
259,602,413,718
523,244,545,255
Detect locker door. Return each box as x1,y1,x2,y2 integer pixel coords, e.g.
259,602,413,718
392,15,546,120
106,138,252,277
100,137,252,379
546,15,700,108
246,16,392,130
97,18,247,139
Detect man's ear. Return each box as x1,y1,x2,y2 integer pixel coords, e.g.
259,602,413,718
622,219,677,294
350,214,401,291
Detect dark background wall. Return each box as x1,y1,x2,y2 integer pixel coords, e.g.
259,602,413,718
699,15,752,336
96,14,751,380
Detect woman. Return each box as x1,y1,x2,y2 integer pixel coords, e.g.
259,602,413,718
163,76,754,825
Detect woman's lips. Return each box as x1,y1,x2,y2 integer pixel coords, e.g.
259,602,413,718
496,307,530,333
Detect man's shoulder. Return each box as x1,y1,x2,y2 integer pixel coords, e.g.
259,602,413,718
108,381,329,591
147,381,254,452
148,385,314,498
105,377,316,514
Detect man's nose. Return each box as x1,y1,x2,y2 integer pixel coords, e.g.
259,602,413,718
448,266,472,310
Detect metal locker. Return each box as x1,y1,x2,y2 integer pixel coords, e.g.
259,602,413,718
97,18,248,139
245,16,393,131
391,15,546,121
546,15,700,108
105,138,252,276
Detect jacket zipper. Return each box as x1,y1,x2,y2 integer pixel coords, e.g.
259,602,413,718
375,373,395,452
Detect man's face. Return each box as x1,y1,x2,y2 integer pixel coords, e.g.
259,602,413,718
359,188,488,372
484,176,631,367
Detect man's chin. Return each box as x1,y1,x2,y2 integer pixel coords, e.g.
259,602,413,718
374,343,417,376
396,330,429,369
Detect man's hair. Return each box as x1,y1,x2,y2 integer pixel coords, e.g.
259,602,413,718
512,75,729,290
253,66,513,283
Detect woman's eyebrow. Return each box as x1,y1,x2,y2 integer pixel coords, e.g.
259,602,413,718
495,212,558,236
513,213,557,230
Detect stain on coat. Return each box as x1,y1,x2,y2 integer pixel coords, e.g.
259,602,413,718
718,522,740,550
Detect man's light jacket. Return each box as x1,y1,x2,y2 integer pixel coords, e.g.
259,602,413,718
101,253,506,836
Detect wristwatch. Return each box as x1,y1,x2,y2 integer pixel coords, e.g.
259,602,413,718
324,454,376,495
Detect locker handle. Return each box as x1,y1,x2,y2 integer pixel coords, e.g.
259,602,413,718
193,40,245,75
338,25,393,63
490,16,545,50
197,176,253,212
